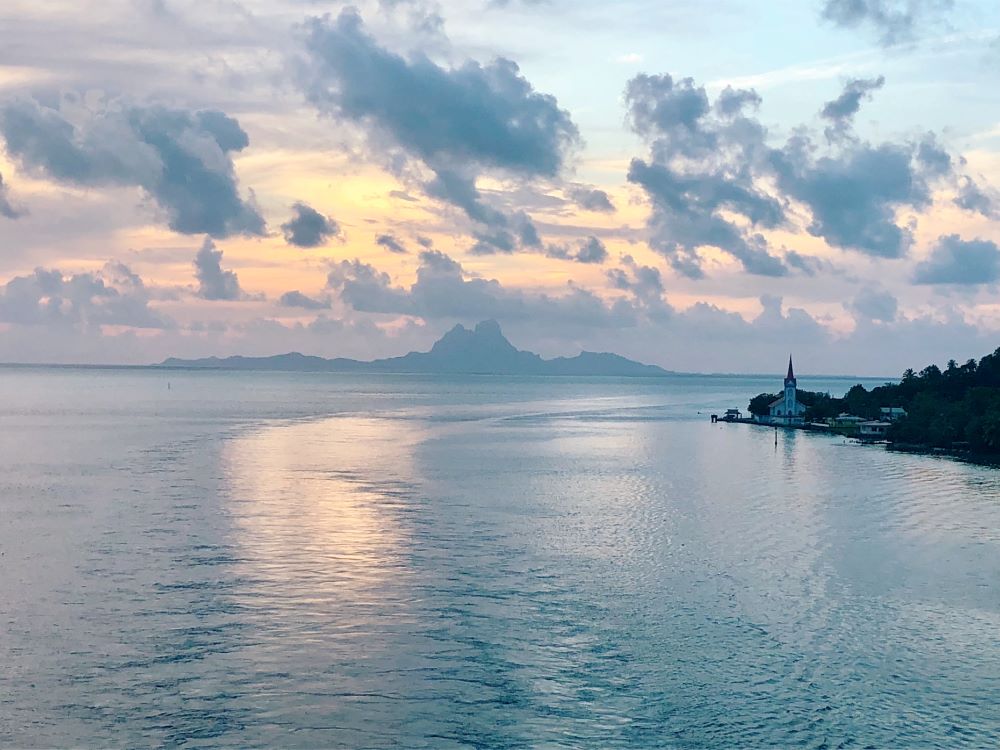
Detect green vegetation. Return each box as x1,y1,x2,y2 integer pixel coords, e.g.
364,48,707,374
747,389,839,419
748,347,1000,454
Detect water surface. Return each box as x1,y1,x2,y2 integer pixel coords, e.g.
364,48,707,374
1,369,998,748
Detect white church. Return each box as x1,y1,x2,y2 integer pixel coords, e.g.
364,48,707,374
764,357,807,425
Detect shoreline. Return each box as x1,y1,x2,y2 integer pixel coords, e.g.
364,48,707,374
716,417,1000,466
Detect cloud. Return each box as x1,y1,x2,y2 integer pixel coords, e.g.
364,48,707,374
626,71,960,272
278,290,331,309
375,233,408,254
0,172,25,219
606,255,669,315
545,236,609,264
327,249,634,327
194,237,244,300
0,261,169,329
575,236,609,264
281,202,340,247
821,76,885,139
913,235,1000,285
625,73,788,278
299,9,578,252
821,0,954,45
954,177,999,219
0,98,264,238
770,137,942,259
567,185,616,213
301,9,578,179
848,285,898,322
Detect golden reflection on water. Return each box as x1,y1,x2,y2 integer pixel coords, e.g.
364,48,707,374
220,416,421,605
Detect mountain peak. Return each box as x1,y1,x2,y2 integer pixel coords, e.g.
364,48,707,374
431,319,516,356
474,319,503,337
159,319,671,377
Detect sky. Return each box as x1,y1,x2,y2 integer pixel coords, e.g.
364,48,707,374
0,0,998,375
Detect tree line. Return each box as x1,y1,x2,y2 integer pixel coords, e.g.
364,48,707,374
747,347,1000,454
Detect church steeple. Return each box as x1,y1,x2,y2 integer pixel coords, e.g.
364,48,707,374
784,355,796,387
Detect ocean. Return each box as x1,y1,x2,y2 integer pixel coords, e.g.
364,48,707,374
1,367,998,748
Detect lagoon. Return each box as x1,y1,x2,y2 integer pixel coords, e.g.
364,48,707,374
1,368,998,748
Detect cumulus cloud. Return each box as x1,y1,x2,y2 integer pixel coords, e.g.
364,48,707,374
821,0,954,45
301,10,577,179
0,98,264,237
0,172,24,219
606,255,669,316
278,290,331,309
575,236,609,264
954,177,999,219
913,235,1000,285
567,185,616,213
281,202,340,247
626,71,962,274
848,286,898,322
821,76,885,139
194,238,244,300
545,236,609,264
625,74,787,278
770,135,946,259
0,261,169,329
327,249,633,327
299,8,578,254
375,233,408,254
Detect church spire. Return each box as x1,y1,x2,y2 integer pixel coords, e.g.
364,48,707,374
786,355,794,381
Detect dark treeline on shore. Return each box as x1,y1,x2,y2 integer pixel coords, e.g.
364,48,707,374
749,347,1000,455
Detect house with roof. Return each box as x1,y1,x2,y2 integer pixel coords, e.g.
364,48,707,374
880,407,907,422
860,421,892,439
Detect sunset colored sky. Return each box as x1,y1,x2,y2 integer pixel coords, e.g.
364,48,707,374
1,0,998,374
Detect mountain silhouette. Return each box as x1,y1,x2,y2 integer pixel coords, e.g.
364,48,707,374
159,320,670,377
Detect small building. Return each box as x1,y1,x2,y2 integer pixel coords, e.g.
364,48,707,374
859,421,891,438
765,357,807,425
724,408,742,421
832,413,865,429
880,407,907,422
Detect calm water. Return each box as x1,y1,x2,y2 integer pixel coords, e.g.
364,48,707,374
1,368,998,748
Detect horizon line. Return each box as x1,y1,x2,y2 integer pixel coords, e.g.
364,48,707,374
0,361,899,381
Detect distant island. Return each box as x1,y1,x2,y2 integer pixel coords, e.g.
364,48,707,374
159,320,671,378
742,348,1000,457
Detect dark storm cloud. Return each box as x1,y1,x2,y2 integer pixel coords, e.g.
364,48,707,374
567,186,615,213
281,202,340,248
194,238,243,300
327,249,634,326
626,70,962,274
0,99,264,238
375,233,408,254
0,172,24,219
848,286,898,322
299,9,578,254
913,235,1000,285
0,261,169,329
821,0,954,45
278,290,331,310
